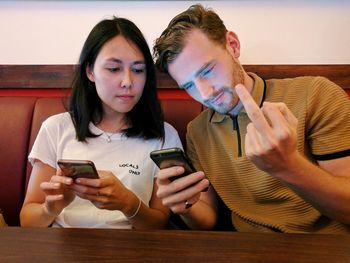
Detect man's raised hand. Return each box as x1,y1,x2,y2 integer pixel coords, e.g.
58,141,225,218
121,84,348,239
235,84,299,175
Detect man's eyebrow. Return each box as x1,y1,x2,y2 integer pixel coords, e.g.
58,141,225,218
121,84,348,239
194,62,213,78
180,62,213,89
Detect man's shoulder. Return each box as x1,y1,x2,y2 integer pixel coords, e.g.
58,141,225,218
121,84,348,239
267,75,327,84
187,108,213,130
266,75,340,97
267,75,335,88
189,109,213,125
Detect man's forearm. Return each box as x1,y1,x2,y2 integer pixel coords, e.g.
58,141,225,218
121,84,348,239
273,154,350,224
180,200,217,230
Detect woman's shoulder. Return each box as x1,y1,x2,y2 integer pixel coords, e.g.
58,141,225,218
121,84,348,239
163,121,179,135
43,112,72,128
163,122,183,148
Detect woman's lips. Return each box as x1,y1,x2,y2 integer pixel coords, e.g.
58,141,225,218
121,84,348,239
116,95,133,102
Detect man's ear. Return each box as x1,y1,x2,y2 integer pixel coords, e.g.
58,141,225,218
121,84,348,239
226,31,240,58
86,65,95,82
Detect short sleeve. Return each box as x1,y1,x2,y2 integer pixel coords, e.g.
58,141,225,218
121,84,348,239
163,122,183,150
28,116,59,169
186,121,203,171
307,77,350,160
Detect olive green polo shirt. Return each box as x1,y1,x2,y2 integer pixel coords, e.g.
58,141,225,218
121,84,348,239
186,73,350,233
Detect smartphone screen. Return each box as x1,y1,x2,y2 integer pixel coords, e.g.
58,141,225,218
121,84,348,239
150,147,195,180
57,159,99,180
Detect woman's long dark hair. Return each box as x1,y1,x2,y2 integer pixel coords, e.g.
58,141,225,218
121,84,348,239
70,17,164,141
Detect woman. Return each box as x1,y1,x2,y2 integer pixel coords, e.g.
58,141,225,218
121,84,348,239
20,17,182,229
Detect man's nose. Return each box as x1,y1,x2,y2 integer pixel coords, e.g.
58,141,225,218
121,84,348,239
195,78,214,100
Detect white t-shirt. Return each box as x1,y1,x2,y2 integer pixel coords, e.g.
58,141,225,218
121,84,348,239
29,112,182,228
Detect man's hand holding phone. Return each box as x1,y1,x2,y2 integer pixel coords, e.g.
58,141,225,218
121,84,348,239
151,148,210,214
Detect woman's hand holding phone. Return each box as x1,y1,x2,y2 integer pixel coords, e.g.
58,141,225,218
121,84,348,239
40,169,75,217
57,160,136,213
40,159,98,216
70,170,136,213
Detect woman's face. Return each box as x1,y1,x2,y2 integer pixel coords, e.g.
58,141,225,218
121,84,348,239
87,35,146,118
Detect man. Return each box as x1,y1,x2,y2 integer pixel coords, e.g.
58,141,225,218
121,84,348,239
153,4,350,233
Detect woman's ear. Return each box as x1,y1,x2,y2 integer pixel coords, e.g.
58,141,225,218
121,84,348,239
226,31,241,58
86,65,95,82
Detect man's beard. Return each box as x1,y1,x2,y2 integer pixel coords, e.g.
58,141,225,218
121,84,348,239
203,58,244,114
203,87,236,114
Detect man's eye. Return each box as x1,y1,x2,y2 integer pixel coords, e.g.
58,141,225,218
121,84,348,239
183,83,194,91
202,66,213,77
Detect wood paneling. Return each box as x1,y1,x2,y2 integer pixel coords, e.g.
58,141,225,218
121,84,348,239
0,65,75,89
0,64,349,90
1,227,350,262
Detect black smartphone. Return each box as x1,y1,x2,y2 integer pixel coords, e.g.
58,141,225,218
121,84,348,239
150,147,196,181
57,159,99,180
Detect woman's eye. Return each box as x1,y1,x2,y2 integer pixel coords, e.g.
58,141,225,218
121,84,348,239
107,67,120,73
132,67,146,74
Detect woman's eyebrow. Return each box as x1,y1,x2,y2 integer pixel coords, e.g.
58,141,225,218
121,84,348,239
105,58,145,65
132,61,146,65
106,58,122,64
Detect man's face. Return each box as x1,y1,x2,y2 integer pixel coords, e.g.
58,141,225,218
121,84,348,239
168,29,244,114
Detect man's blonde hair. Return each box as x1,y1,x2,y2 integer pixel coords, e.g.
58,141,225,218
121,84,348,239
153,4,227,73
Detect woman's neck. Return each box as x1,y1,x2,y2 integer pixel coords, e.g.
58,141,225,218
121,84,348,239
97,114,129,133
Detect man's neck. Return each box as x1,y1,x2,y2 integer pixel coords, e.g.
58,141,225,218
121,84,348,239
228,73,255,117
243,72,255,94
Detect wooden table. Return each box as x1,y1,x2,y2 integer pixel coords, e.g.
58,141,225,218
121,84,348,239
1,227,350,262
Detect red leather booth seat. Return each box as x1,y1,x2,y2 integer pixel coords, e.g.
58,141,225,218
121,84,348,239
0,97,37,226
0,93,202,226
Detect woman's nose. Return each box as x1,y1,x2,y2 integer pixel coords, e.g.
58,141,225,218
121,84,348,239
121,70,132,89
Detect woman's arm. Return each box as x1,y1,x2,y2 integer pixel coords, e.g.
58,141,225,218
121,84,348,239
20,160,74,227
126,180,170,229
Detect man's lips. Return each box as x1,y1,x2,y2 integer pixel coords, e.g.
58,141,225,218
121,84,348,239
210,91,224,105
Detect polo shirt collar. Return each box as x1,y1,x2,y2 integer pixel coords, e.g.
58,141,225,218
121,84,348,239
210,72,266,123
